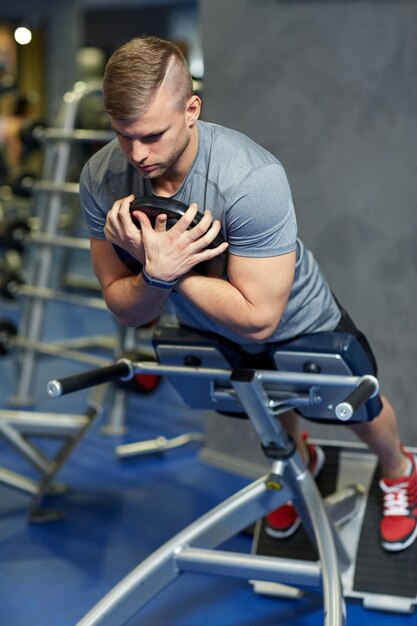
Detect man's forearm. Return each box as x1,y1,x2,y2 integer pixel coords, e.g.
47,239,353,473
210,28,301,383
104,273,172,327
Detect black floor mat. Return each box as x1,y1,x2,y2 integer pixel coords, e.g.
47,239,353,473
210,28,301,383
253,446,340,561
253,446,417,604
353,464,417,599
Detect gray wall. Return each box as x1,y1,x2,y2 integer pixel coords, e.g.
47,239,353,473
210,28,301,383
201,0,417,444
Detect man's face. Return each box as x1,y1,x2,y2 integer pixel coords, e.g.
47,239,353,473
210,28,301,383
111,87,198,181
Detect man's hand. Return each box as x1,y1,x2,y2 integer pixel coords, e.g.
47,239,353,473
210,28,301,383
104,196,228,281
131,202,228,283
104,194,228,281
104,194,146,264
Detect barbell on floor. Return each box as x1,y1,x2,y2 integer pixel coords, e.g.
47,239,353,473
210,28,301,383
0,319,161,393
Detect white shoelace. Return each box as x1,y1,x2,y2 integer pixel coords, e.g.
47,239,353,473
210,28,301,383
380,480,409,516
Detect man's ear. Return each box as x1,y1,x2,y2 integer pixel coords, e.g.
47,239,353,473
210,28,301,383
185,94,201,127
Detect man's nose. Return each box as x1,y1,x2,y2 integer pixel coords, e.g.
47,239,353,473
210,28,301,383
130,140,148,163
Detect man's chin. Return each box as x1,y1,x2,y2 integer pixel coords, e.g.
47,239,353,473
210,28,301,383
136,164,165,178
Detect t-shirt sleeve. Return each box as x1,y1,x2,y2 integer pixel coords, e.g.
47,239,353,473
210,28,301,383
225,163,297,257
79,161,107,240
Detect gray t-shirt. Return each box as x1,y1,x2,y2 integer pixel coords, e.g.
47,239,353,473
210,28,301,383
80,120,341,344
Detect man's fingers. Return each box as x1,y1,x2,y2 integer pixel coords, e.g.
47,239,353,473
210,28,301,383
118,194,136,226
154,213,168,233
107,194,135,226
134,210,153,232
191,218,223,249
172,203,199,233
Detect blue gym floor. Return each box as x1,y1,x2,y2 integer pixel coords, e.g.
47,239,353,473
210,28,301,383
0,295,416,626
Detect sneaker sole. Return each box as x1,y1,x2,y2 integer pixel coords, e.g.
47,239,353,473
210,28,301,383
381,519,417,552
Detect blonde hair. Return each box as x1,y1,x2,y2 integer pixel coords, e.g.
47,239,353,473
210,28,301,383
103,36,193,119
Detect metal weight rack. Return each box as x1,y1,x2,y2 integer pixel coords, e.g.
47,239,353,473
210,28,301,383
0,83,202,518
0,83,129,518
6,81,116,408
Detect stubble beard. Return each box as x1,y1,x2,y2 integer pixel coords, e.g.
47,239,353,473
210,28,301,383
136,132,191,181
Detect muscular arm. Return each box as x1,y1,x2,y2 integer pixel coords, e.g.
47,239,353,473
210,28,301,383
94,235,295,338
90,194,294,338
176,251,296,342
90,197,229,327
90,239,172,326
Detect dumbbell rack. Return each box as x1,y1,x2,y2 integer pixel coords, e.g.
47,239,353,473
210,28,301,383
2,82,169,420
6,81,116,408
0,82,129,519
0,81,186,519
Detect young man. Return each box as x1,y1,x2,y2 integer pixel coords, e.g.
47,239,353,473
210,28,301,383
80,36,417,552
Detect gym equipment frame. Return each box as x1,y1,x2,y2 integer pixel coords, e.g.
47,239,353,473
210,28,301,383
47,324,392,626
0,384,106,522
6,82,114,408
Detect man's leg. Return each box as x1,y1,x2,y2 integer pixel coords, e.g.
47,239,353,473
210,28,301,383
277,396,410,481
278,410,307,461
349,394,408,477
350,395,417,551
267,398,417,551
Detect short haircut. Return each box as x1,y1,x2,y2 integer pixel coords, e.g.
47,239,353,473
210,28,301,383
103,36,194,120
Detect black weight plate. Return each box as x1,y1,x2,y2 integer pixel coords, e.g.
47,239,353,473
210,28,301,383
129,196,224,250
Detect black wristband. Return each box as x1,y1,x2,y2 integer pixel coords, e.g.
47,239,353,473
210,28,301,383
141,270,178,290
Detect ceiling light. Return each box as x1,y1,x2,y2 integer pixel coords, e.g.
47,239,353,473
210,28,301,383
14,26,32,46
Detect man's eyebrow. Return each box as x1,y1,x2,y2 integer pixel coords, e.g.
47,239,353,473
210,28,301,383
142,127,168,138
111,125,168,139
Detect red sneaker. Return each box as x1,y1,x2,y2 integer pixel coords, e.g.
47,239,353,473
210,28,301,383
264,433,325,539
379,450,417,552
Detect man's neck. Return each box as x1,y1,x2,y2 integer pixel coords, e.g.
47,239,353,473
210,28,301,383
151,178,183,197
